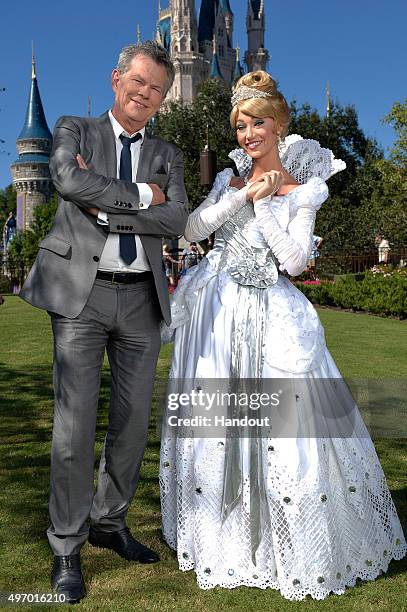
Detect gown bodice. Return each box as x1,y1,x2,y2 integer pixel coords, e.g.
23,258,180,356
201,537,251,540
162,171,330,373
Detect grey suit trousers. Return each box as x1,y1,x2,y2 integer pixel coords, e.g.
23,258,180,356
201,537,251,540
47,277,161,556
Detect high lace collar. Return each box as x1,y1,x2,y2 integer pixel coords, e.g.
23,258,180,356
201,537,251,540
228,134,346,184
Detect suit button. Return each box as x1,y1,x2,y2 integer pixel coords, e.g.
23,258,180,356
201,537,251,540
130,226,133,230
128,203,132,208
93,256,99,262
116,225,120,230
114,200,118,206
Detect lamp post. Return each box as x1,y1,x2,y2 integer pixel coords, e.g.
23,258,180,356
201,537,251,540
200,104,217,187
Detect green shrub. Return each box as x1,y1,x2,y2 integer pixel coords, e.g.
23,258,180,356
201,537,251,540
296,273,407,319
0,277,11,293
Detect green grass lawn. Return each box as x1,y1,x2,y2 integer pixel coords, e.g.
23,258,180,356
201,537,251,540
0,297,406,611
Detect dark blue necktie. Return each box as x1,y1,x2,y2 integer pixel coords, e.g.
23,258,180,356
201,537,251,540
119,133,142,265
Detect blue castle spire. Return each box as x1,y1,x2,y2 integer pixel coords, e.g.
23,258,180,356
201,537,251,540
219,0,232,13
210,36,223,79
17,53,52,142
234,45,244,80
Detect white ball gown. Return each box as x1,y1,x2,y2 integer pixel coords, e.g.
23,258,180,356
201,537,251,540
159,137,406,601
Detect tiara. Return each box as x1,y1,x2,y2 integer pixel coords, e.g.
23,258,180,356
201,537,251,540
231,85,273,107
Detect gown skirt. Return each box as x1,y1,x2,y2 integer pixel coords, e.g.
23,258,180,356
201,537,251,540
159,254,407,601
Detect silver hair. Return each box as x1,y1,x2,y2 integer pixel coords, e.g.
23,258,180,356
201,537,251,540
116,41,175,96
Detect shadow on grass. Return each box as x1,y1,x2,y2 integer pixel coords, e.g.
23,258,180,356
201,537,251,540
1,360,405,592
0,362,162,557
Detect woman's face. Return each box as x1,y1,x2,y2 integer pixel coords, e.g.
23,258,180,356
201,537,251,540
235,111,279,160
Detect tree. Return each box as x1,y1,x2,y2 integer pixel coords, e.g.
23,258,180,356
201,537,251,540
0,184,17,227
367,99,407,246
153,79,235,210
7,193,57,268
287,101,386,251
384,98,407,167
290,101,381,178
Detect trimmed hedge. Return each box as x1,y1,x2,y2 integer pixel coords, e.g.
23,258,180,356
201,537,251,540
0,277,11,293
296,273,407,319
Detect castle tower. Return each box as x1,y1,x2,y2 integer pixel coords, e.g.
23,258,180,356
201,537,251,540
171,0,198,54
198,0,236,85
198,0,217,53
245,0,270,72
233,44,244,82
10,47,53,231
210,35,223,79
156,1,171,53
159,0,207,103
220,0,233,46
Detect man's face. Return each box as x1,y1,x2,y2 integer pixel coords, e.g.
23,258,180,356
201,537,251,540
111,54,167,131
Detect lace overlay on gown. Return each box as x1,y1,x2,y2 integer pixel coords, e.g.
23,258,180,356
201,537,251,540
159,157,406,601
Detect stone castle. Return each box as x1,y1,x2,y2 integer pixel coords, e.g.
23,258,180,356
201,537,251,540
156,0,269,103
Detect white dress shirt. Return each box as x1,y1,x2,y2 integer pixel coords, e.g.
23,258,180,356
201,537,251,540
98,110,153,272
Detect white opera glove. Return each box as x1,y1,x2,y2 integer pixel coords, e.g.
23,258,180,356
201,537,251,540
184,170,249,242
254,179,328,277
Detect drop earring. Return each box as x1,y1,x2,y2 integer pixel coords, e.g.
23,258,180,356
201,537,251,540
277,132,285,155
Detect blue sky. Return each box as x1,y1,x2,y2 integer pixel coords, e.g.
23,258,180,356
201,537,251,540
0,0,406,188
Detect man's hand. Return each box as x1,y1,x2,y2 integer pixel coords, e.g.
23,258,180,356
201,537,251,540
76,154,99,216
76,154,88,170
148,184,166,206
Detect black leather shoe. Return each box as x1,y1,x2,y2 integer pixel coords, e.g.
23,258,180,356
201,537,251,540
88,526,159,563
51,554,86,604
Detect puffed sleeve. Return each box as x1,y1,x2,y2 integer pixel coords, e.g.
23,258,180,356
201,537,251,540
184,168,249,241
253,177,329,277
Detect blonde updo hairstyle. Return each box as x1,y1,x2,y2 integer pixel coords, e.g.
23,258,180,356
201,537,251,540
230,71,290,138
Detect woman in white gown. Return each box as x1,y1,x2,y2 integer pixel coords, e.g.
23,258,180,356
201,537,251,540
159,71,406,601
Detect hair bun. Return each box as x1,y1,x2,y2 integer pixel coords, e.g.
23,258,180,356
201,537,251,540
237,70,277,97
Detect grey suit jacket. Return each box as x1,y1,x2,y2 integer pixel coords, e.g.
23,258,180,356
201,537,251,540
20,112,188,325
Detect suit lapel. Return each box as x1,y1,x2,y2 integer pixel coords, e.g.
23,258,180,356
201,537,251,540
98,111,117,178
136,132,156,183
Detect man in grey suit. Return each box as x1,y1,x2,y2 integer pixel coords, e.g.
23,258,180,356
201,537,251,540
20,41,188,603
